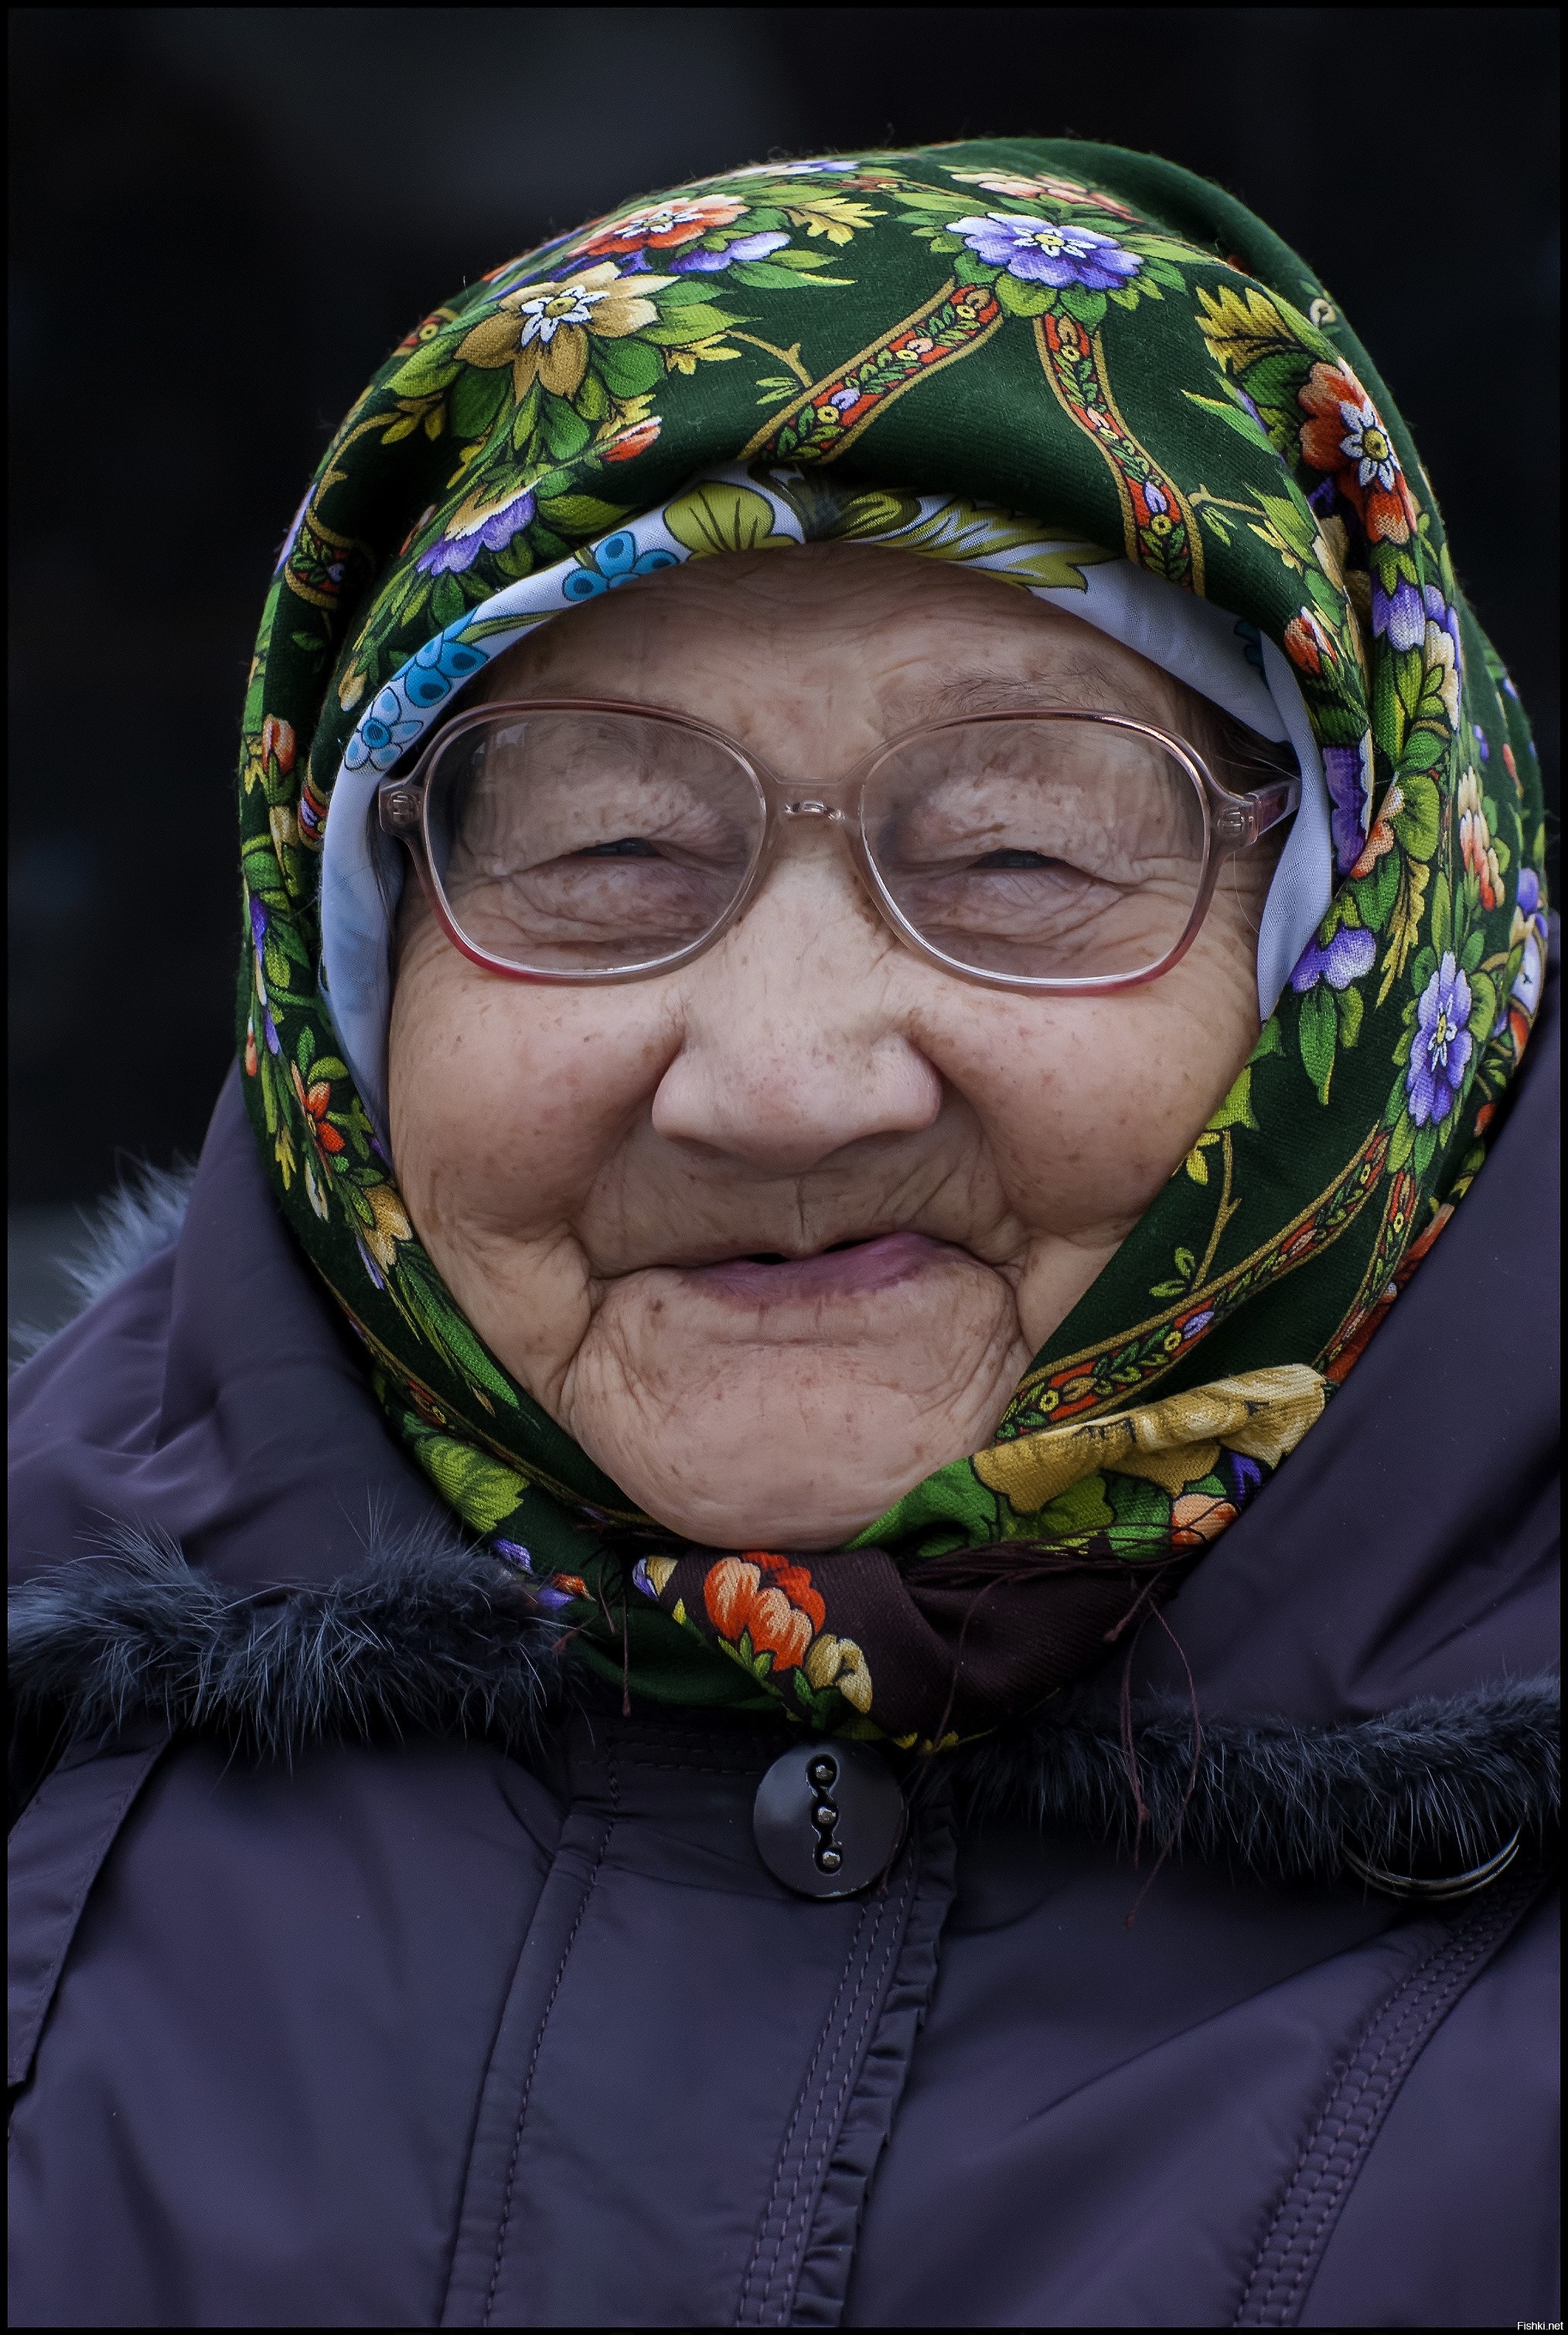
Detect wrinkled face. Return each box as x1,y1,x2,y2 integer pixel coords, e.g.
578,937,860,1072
389,544,1277,1549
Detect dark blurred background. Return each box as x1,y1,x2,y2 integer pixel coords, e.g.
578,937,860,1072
8,7,1560,1324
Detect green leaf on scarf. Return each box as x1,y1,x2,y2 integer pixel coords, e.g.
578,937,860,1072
1299,983,1337,1103
1353,850,1401,935
448,366,510,441
1058,286,1107,329
992,273,1054,317
657,275,733,307
1335,983,1363,1049
1393,772,1441,861
537,493,630,537
1429,872,1453,959
1181,390,1274,448
412,1433,528,1534
387,348,460,399
1195,283,1297,375
543,400,591,461
573,370,611,423
430,574,465,629
643,304,731,344
1254,491,1318,562
1466,970,1498,1041
1386,1110,1416,1173
663,480,795,557
1460,925,1486,974
1033,1472,1116,1540
1210,1065,1259,1131
731,261,852,290
595,339,662,398
1399,726,1447,775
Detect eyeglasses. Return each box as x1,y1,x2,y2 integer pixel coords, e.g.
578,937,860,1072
377,697,1300,991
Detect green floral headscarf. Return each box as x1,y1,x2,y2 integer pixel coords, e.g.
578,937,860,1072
237,141,1547,1745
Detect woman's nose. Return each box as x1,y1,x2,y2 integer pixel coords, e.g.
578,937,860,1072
649,860,943,1173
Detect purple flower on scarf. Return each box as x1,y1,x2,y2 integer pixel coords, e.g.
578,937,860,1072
667,229,789,274
946,212,1141,290
1290,925,1376,992
1323,735,1374,874
1222,1450,1264,1504
250,896,268,953
1371,578,1425,653
1407,953,1472,1125
419,486,537,576
1518,866,1541,919
1423,585,1461,661
1471,723,1490,763
1512,923,1545,1018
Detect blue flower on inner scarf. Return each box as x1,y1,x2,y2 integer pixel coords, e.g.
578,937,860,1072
946,212,1141,290
346,682,428,772
418,485,537,576
1471,723,1490,763
402,632,488,712
1323,733,1375,874
563,530,678,602
1290,925,1376,993
1407,953,1472,1126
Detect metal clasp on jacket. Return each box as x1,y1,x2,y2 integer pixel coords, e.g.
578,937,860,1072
1342,1828,1522,1902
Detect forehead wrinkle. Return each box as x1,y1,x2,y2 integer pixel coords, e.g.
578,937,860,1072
915,659,1152,721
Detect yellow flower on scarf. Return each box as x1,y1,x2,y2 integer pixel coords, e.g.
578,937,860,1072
457,263,670,403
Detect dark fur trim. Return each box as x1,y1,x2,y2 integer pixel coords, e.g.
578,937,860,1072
9,1521,565,1790
949,1681,1560,1880
9,1530,1558,1880
9,1161,197,1365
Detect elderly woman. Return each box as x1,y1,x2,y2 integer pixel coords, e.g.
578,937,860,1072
9,141,1557,2329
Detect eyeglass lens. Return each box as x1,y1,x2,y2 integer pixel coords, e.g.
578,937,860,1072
422,709,1208,981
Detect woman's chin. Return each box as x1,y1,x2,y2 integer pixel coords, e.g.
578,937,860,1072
562,1267,1025,1549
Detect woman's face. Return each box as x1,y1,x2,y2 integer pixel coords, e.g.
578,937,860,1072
389,544,1274,1549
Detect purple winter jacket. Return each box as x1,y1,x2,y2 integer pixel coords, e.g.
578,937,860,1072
8,963,1559,2329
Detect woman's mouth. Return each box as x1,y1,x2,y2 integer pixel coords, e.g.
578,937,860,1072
676,1230,962,1304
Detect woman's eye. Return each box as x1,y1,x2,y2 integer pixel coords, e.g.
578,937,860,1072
969,848,1065,871
571,837,662,859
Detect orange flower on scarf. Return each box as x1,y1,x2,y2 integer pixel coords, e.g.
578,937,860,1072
1298,360,1418,544
704,1553,826,1672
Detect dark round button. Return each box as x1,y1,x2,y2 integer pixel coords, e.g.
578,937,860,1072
753,1740,907,1899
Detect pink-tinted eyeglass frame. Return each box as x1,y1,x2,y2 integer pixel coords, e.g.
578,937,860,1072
376,695,1300,994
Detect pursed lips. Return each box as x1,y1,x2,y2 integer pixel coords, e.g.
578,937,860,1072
656,1229,974,1303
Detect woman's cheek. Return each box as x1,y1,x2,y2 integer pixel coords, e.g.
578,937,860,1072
930,980,1243,1241
395,965,666,1246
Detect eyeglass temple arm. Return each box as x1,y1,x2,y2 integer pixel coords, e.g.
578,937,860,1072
1211,773,1301,847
